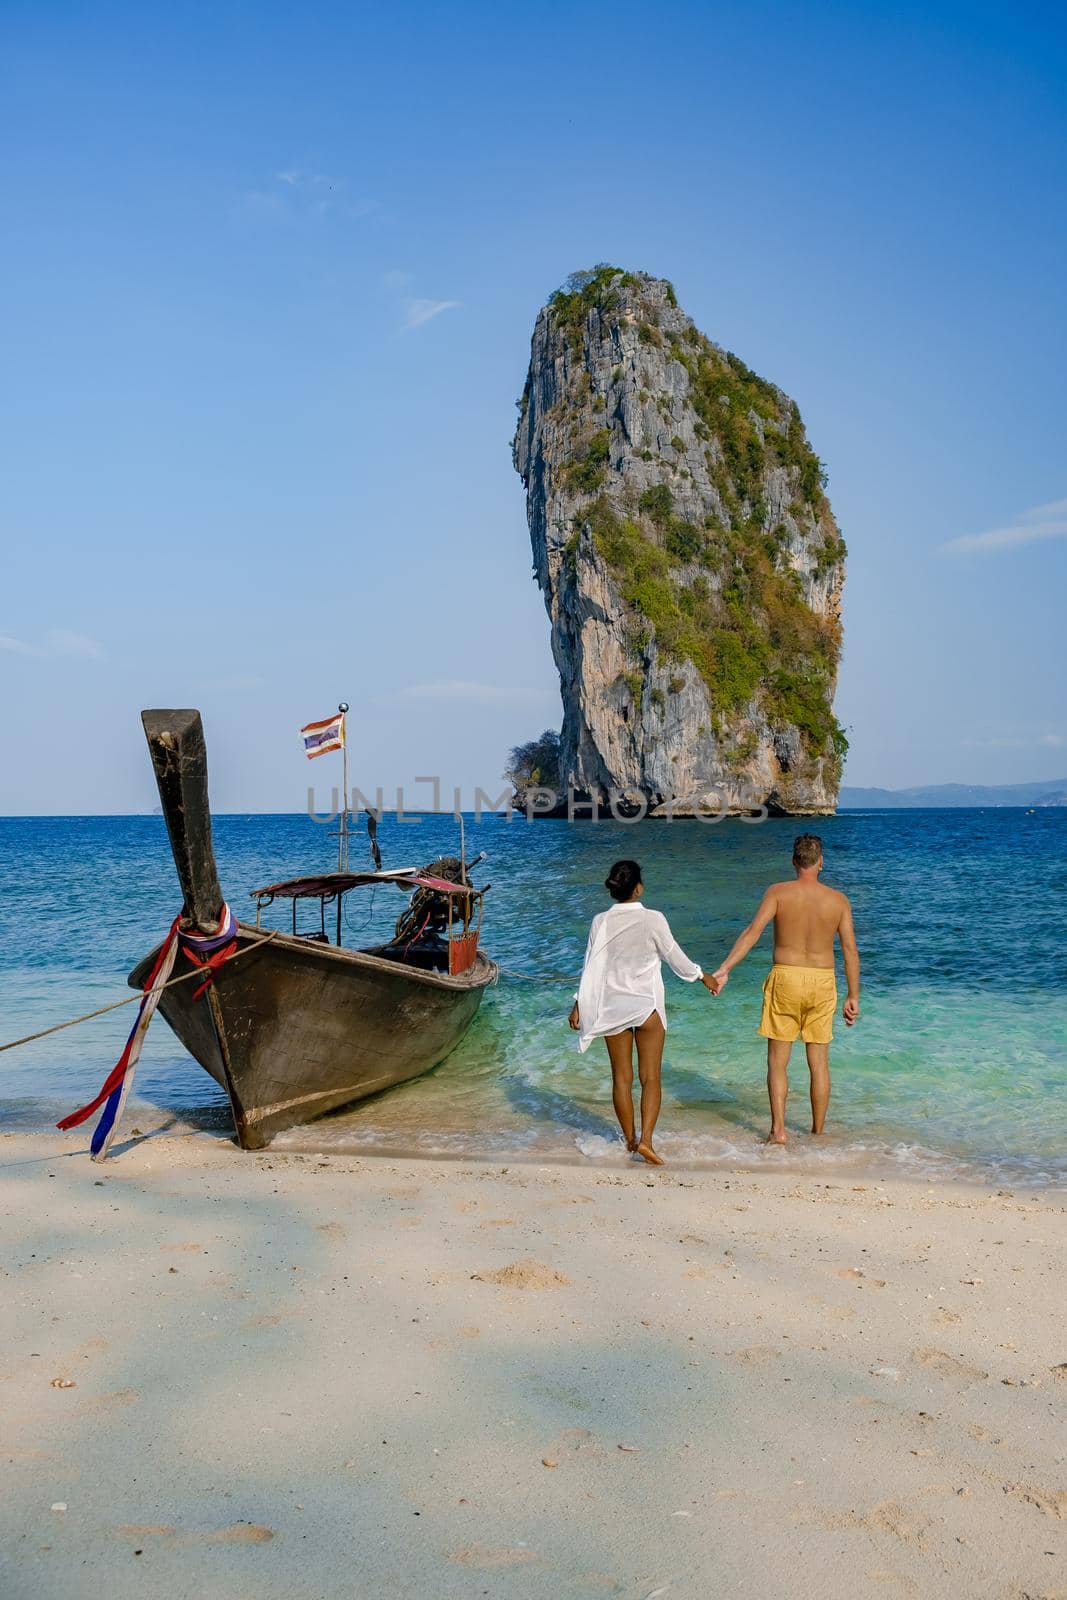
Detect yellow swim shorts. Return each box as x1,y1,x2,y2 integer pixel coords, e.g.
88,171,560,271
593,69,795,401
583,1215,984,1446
759,964,837,1044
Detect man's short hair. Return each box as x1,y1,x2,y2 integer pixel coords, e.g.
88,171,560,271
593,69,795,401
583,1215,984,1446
792,833,823,868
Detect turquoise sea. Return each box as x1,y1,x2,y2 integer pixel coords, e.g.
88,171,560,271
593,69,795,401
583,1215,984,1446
0,810,1064,1185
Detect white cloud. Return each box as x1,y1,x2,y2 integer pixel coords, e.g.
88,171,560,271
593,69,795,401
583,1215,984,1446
961,731,1064,750
392,680,555,707
942,495,1067,555
45,629,104,658
0,633,36,654
0,628,104,659
237,171,375,223
402,297,461,331
274,169,344,195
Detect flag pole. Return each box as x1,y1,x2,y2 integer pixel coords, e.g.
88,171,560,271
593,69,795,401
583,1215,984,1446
338,701,350,873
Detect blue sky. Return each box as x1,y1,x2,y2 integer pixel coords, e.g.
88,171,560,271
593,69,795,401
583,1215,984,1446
1,0,1064,812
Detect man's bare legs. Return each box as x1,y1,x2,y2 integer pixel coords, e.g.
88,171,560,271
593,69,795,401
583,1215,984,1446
767,1038,831,1141
766,1038,792,1144
605,1030,638,1152
806,1042,831,1134
634,1010,666,1165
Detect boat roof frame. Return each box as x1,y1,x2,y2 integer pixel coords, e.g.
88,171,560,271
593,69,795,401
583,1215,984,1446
250,869,477,906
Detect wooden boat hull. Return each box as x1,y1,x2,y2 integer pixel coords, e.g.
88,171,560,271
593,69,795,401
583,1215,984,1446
130,923,496,1149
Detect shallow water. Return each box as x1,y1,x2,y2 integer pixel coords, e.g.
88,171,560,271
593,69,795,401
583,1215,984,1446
1,808,1064,1185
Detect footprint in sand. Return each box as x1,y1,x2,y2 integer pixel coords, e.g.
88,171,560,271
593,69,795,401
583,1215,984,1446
202,1524,274,1543
729,1346,782,1367
450,1544,538,1568
825,1499,930,1546
74,1389,138,1418
806,1296,856,1321
540,1427,603,1461
116,1523,273,1544
472,1260,571,1289
967,1423,1001,1443
1001,1482,1067,1520
911,1347,988,1383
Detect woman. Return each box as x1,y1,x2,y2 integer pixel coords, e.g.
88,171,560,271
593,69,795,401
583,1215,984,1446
569,859,716,1166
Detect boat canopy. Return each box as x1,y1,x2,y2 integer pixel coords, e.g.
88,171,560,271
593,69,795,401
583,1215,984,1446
251,869,474,906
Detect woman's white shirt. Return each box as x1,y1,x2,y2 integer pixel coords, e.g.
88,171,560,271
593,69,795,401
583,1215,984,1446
575,902,702,1052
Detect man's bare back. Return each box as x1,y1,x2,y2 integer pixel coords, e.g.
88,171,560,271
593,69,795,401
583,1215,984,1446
765,877,852,970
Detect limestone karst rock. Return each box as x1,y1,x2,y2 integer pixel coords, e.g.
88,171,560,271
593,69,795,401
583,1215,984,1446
512,267,847,816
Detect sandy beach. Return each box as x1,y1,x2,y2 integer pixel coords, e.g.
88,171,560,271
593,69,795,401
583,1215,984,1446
1,1129,1063,1600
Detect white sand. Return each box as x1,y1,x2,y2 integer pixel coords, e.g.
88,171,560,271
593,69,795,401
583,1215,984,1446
1,1130,1063,1599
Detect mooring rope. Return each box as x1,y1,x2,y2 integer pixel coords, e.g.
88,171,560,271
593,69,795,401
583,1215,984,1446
0,931,280,1055
0,940,580,1056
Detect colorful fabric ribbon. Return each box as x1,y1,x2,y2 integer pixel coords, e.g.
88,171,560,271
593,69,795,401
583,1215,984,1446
180,908,239,999
57,903,238,1161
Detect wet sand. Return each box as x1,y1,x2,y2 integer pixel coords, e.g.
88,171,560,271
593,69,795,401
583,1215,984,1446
1,1129,1063,1599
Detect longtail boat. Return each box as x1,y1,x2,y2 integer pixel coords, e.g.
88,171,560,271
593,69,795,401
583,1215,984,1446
128,709,497,1149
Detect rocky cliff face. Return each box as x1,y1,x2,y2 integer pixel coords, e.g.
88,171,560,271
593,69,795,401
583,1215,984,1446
512,267,847,815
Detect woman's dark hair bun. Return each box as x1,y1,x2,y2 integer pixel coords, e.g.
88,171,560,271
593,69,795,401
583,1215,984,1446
605,859,642,901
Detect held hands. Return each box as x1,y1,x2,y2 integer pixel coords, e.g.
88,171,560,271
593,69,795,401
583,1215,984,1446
703,968,729,996
568,1002,581,1031
843,996,860,1026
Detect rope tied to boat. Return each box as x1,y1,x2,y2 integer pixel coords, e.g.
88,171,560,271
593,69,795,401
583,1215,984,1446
180,909,239,999
55,905,251,1162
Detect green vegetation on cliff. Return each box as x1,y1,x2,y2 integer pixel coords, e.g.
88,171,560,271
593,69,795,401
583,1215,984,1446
584,497,844,760
564,428,610,494
545,268,846,768
505,729,561,791
549,265,639,353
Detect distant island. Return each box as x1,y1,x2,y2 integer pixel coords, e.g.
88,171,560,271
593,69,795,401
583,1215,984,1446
838,778,1067,808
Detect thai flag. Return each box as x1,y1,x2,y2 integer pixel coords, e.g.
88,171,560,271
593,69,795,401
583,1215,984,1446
301,713,345,759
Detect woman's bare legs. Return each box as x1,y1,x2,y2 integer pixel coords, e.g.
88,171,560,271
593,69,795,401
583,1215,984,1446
605,1030,638,1151
635,1010,666,1165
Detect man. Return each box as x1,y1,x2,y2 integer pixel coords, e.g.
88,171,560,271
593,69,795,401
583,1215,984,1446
711,834,860,1144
